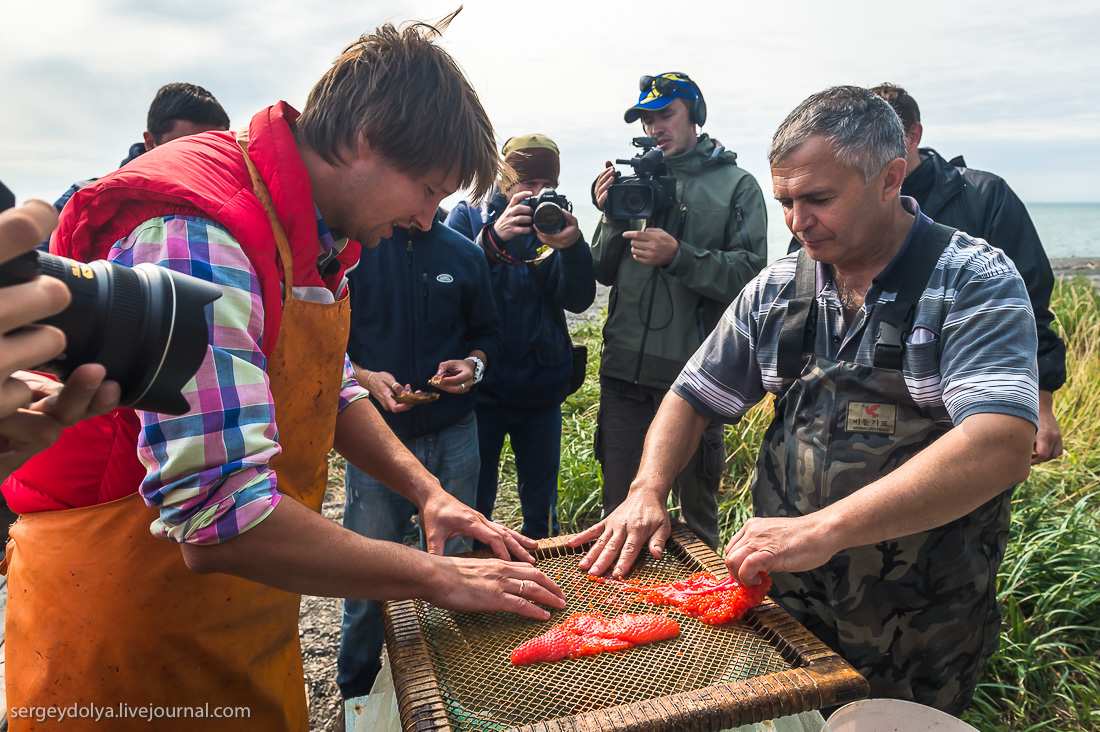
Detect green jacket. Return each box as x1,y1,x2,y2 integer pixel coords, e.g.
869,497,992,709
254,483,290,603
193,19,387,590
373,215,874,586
592,134,768,389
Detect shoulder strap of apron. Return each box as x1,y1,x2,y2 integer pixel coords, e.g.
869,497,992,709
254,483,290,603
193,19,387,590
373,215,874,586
871,222,955,370
236,128,294,308
776,249,817,379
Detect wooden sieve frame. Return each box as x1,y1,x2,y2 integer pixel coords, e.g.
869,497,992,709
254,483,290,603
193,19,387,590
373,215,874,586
381,523,868,731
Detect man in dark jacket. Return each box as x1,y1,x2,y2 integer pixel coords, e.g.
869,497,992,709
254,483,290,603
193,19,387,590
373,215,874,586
871,83,1066,463
590,73,768,548
338,216,502,697
445,133,595,540
50,82,230,215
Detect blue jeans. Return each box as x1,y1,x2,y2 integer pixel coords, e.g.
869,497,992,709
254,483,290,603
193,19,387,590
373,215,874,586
475,402,561,540
336,413,479,698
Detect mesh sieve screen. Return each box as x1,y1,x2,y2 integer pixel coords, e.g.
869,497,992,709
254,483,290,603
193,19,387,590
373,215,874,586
383,527,816,731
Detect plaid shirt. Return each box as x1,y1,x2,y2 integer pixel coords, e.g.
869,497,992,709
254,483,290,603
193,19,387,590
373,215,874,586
108,213,367,545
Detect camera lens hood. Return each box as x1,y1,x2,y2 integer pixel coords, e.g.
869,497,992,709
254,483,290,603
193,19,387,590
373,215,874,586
4,252,222,415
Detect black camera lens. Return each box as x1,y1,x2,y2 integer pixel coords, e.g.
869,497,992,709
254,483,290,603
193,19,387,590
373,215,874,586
620,189,650,217
532,202,566,235
0,250,221,415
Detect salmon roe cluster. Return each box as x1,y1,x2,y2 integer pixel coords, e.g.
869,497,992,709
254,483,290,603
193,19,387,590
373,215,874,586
589,571,771,625
510,613,680,665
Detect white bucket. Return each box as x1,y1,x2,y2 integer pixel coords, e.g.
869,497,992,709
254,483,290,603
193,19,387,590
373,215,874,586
826,699,978,732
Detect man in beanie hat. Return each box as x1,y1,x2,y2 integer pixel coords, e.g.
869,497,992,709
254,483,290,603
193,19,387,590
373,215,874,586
587,72,768,552
446,134,595,540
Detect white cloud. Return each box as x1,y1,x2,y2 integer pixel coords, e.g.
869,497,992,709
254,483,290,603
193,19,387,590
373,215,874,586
2,0,1097,206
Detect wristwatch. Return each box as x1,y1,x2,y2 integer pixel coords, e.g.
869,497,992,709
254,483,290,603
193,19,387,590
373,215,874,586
466,355,485,384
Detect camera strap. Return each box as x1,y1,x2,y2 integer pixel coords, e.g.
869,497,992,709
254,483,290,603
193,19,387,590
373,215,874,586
481,225,552,266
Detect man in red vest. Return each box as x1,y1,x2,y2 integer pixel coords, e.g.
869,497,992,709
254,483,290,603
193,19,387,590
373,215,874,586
2,13,564,732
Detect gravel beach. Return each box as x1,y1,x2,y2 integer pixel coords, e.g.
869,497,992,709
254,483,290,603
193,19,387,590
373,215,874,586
1050,257,1100,285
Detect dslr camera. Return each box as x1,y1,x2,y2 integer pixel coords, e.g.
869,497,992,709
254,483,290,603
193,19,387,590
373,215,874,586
604,137,677,221
0,250,222,415
518,188,573,235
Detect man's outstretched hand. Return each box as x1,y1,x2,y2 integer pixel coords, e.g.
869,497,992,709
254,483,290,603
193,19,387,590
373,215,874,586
567,491,671,579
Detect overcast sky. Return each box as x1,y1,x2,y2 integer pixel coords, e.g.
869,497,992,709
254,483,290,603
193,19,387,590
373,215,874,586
3,0,1098,254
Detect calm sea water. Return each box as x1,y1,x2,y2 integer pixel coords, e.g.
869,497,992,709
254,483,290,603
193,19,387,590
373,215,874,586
1024,203,1100,260
764,201,1100,264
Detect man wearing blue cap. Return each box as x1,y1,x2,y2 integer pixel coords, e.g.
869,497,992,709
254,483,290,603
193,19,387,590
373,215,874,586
590,72,767,549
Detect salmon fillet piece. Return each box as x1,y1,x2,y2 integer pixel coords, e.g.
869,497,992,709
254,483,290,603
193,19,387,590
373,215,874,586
590,571,772,625
510,613,680,665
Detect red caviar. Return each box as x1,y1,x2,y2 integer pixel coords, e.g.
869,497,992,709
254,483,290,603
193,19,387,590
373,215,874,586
587,571,771,625
510,613,680,665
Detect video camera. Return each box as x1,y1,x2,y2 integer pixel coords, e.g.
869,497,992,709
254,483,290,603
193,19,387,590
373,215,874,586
0,250,222,415
519,188,572,235
604,137,677,221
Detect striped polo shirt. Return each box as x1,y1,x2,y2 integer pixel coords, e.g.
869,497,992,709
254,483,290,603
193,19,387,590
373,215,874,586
672,198,1039,430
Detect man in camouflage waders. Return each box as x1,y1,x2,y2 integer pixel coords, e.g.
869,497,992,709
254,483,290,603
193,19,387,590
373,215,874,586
571,86,1038,715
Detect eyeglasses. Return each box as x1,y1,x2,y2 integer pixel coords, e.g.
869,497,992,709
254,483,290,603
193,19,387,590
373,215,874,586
639,73,696,100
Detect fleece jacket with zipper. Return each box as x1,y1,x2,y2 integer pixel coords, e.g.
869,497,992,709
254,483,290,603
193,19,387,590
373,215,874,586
591,133,768,390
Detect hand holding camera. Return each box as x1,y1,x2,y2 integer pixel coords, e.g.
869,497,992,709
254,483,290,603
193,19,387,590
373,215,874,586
1,203,70,386
492,190,536,243
0,201,122,478
593,162,617,211
494,189,580,249
0,224,222,416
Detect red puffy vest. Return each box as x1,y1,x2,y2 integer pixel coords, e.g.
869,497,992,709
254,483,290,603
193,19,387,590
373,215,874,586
3,102,358,512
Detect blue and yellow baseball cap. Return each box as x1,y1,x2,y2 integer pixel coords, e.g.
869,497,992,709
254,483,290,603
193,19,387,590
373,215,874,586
624,72,699,123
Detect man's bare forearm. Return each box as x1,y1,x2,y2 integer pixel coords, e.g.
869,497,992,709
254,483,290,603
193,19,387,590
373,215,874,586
179,496,564,619
724,412,1035,585
630,392,711,500
180,496,440,598
810,412,1033,552
333,396,441,508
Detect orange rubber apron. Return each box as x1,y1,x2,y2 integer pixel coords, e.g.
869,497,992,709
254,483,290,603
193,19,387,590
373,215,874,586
3,131,350,731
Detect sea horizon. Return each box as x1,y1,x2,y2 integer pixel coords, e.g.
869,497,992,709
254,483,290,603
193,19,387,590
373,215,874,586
764,201,1100,264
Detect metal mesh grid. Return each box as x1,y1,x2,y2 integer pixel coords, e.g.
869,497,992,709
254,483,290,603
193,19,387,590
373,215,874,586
388,531,794,731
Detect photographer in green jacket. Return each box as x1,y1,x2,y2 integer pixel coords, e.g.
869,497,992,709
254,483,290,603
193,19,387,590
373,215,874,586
591,72,767,548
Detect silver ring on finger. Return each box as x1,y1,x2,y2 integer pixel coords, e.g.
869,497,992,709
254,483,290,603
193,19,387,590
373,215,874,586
517,579,526,597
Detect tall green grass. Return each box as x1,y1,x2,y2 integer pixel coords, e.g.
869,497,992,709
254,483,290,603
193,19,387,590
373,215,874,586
963,277,1100,731
491,278,1100,730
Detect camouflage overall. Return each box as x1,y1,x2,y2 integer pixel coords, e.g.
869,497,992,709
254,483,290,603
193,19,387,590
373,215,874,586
756,223,1010,715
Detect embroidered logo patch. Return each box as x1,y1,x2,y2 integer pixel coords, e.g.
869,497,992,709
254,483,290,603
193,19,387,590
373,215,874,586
436,274,454,283
846,401,897,434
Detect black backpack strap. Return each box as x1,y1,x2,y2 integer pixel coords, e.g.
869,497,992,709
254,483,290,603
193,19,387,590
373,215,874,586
872,222,956,370
776,249,817,379
777,223,956,377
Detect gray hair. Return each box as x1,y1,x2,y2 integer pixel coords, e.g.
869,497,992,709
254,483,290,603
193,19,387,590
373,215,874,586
769,86,906,182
